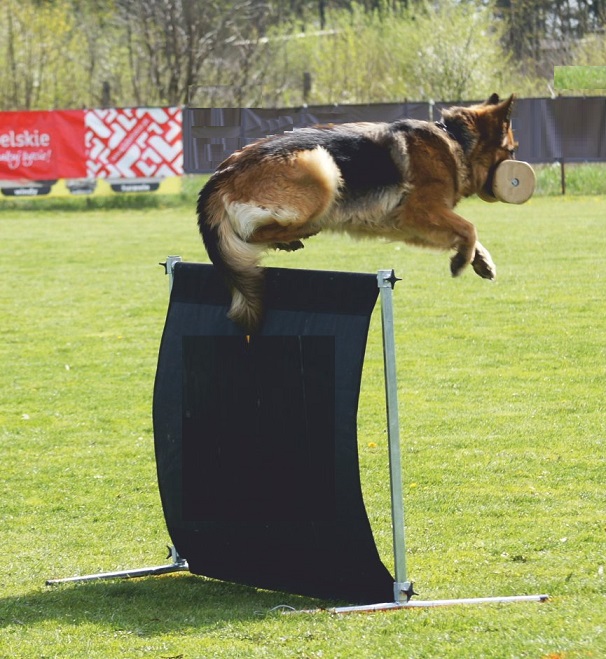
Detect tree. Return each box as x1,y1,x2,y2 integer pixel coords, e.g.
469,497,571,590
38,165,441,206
3,0,601,110
113,0,274,106
406,2,513,102
0,0,88,110
70,0,122,108
256,1,517,105
496,0,606,75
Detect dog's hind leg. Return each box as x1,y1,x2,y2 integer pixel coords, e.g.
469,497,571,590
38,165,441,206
202,146,340,331
226,146,341,246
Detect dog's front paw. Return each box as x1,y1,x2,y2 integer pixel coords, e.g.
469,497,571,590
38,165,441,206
450,251,468,277
472,243,496,280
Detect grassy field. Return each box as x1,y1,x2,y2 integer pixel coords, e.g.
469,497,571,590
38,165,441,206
554,66,606,92
1,193,605,657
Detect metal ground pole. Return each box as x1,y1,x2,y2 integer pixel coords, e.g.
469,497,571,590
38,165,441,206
325,269,548,614
45,257,187,587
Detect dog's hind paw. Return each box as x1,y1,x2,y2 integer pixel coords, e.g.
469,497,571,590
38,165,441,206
273,240,305,252
472,244,496,280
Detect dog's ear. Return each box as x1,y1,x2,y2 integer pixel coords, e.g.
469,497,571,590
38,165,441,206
495,94,515,125
483,93,515,124
485,93,500,105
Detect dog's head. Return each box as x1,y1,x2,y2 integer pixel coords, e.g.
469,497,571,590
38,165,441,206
441,93,517,202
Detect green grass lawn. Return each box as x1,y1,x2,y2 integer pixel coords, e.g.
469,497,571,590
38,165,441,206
1,194,605,657
554,66,606,92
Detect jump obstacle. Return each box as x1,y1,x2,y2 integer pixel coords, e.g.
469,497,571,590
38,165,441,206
47,257,548,611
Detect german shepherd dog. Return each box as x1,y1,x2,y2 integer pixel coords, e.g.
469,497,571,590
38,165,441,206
198,93,517,332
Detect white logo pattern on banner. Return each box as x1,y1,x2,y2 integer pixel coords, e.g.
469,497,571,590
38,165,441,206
85,108,183,178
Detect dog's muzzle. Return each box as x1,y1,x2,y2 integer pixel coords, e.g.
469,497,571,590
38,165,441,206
478,164,501,203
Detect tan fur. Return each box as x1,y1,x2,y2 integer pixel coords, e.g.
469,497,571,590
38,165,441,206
198,95,517,331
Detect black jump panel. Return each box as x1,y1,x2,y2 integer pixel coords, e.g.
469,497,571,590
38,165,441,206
153,263,394,603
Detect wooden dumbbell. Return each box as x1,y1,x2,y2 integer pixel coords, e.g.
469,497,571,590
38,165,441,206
493,160,536,204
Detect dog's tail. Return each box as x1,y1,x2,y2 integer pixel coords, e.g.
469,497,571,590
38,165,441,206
197,175,264,332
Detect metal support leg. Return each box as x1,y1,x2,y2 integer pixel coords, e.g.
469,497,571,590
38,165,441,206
377,269,413,604
46,546,188,586
45,257,188,588
160,255,182,293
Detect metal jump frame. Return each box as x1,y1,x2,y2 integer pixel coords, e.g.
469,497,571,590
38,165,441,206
47,256,548,613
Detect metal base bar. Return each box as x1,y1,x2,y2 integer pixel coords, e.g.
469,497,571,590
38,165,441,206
46,547,188,586
330,594,549,614
292,594,549,615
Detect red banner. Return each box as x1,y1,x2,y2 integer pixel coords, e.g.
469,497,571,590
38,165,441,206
0,110,87,181
85,107,182,178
